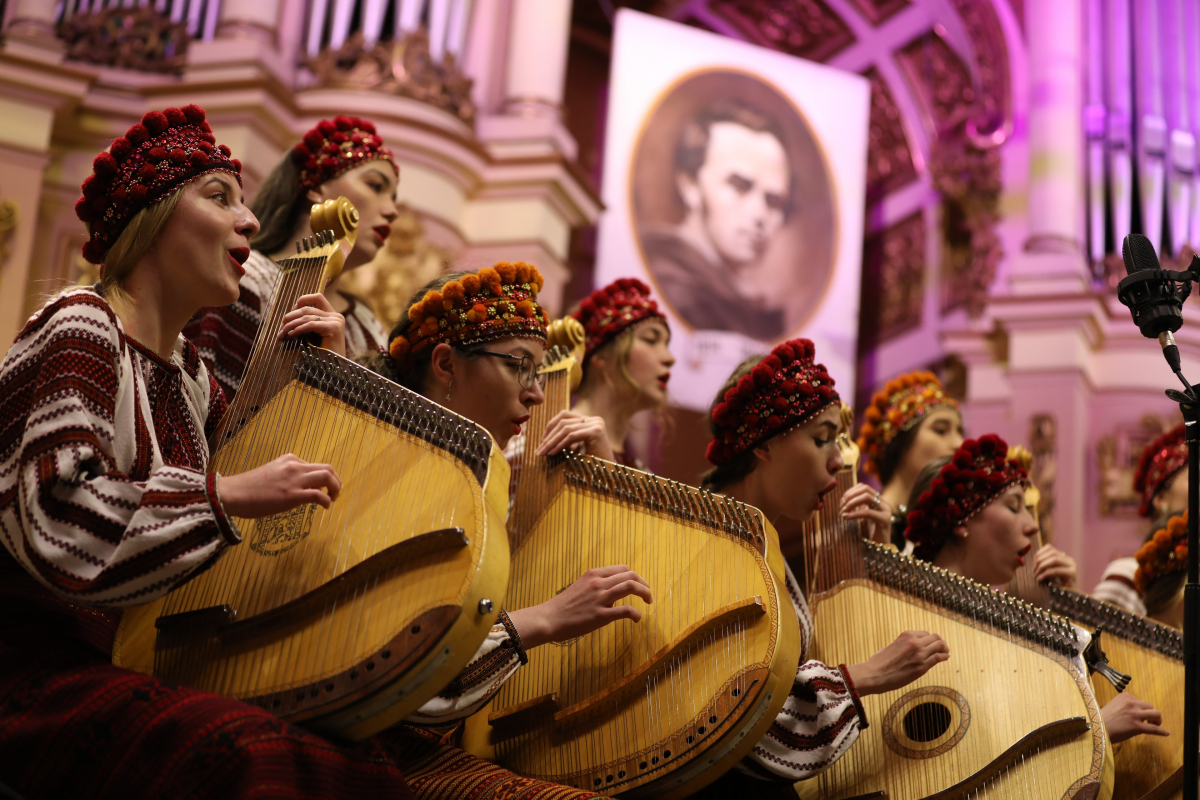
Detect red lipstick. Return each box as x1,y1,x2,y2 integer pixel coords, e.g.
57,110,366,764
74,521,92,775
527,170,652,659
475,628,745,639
373,224,391,244
227,246,249,277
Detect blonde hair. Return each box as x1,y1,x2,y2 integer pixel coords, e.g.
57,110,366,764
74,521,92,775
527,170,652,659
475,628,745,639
95,187,186,314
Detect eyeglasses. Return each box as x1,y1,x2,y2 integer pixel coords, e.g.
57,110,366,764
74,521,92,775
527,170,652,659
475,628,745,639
471,349,547,390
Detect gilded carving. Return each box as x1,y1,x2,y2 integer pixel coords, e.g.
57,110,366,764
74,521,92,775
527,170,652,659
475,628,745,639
335,205,448,331
947,0,1013,147
863,68,917,198
896,30,976,136
58,7,189,74
860,212,925,345
711,0,855,62
845,0,912,25
0,199,17,266
931,135,1001,317
1098,413,1182,517
308,29,475,126
1028,414,1056,544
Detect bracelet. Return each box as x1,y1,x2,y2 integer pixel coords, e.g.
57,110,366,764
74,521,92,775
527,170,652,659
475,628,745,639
497,609,529,665
838,663,869,730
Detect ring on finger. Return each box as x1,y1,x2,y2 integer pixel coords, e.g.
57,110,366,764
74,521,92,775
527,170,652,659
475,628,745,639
869,493,882,510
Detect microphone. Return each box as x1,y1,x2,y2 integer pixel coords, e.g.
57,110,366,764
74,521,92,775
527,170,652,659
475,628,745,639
1118,234,1193,373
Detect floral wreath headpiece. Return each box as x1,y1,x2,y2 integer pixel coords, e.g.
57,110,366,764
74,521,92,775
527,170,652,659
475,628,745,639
291,116,397,193
1135,512,1188,595
388,262,548,367
706,338,840,466
75,105,242,265
858,371,958,477
572,277,667,364
1134,424,1187,518
904,434,1028,561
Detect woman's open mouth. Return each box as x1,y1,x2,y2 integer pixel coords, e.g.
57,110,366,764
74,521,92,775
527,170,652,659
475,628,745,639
814,480,838,511
513,415,530,435
657,372,671,390
1015,543,1033,568
227,247,249,277
373,224,391,244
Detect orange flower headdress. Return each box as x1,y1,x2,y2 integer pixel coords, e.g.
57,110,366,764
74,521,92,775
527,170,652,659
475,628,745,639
858,371,959,476
388,261,548,367
1135,511,1188,595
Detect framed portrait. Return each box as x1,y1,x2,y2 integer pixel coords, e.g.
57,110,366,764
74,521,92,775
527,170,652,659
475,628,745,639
597,10,870,412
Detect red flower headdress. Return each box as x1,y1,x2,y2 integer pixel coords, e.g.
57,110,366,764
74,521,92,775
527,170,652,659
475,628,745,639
904,434,1027,561
706,339,839,466
858,371,958,476
291,116,396,193
75,105,242,264
1133,424,1187,518
388,262,548,367
1135,512,1188,595
571,278,667,363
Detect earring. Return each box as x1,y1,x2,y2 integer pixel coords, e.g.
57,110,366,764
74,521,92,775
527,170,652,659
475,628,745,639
446,379,453,403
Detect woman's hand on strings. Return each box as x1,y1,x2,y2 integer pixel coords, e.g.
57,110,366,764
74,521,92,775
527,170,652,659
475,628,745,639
1033,544,1077,588
1101,692,1169,743
506,565,652,650
278,293,346,356
536,411,617,462
845,630,949,696
841,483,892,544
218,454,342,518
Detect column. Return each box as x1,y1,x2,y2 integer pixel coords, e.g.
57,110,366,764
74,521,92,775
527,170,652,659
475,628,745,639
1015,0,1091,292
502,0,572,118
216,0,283,45
5,0,62,53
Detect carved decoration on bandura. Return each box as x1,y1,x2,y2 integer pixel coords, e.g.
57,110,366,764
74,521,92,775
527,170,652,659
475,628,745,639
711,0,855,62
308,29,475,126
859,212,925,346
931,136,1001,316
864,68,917,198
845,0,912,25
335,204,449,331
58,7,189,75
896,30,976,136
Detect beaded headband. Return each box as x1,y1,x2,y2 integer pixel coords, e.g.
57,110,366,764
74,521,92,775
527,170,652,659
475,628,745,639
75,105,242,264
291,116,397,193
904,434,1028,562
388,262,548,367
706,338,840,466
1135,512,1188,595
572,278,667,364
858,371,959,477
1134,424,1187,518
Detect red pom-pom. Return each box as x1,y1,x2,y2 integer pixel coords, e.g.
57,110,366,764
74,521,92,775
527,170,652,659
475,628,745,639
109,137,132,161
217,144,231,157
772,396,789,411
317,119,337,137
751,362,774,386
357,118,376,134
303,130,326,152
780,380,797,394
196,141,214,154
231,159,242,173
142,110,168,135
763,354,782,372
125,124,149,145
129,185,148,202
334,116,354,131
200,121,212,133
713,402,731,425
766,414,783,429
736,374,756,398
182,104,206,124
93,152,117,176
330,131,348,145
81,240,105,264
189,150,208,166
74,196,95,222
321,155,338,169
81,175,103,198
291,142,311,163
169,148,186,164
138,163,157,180
148,147,168,161
201,132,216,144
163,107,186,126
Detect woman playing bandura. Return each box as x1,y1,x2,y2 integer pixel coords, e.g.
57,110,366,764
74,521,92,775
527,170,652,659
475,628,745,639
0,106,446,799
905,437,1168,745
186,115,399,400
364,264,650,793
694,339,949,794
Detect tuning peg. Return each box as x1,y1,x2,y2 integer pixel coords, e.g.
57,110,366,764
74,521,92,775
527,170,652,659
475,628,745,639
295,240,302,253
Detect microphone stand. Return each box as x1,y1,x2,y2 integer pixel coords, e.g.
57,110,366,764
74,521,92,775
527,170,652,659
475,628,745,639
1167,375,1200,800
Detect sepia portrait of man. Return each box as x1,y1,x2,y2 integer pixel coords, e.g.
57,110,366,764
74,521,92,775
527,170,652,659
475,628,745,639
632,71,836,342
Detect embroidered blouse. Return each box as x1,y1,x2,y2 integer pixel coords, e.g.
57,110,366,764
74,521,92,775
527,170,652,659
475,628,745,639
736,563,867,782
0,287,239,610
